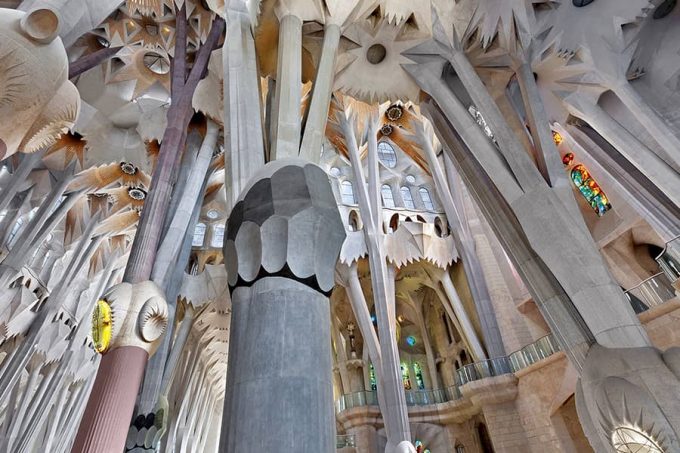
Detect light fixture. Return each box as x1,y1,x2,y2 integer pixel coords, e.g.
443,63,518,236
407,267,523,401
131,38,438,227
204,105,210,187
92,299,113,353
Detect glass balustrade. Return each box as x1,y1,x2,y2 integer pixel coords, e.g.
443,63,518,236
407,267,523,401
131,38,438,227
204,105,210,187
336,434,356,448
624,272,676,313
656,236,680,282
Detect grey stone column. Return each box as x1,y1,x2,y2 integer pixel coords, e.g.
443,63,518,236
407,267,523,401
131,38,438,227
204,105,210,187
220,159,345,453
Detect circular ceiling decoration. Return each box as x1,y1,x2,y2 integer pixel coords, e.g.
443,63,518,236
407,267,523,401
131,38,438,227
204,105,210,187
380,124,394,136
120,162,138,175
143,51,170,75
366,44,387,64
128,187,147,200
386,105,403,121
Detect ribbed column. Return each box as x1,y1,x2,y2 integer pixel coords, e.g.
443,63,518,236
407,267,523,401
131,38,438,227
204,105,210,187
269,14,303,160
71,346,148,453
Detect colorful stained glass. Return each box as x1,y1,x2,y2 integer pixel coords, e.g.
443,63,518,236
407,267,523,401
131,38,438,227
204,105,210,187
552,130,563,146
562,152,574,165
569,164,611,216
406,335,417,346
414,362,425,390
401,362,412,390
369,363,377,390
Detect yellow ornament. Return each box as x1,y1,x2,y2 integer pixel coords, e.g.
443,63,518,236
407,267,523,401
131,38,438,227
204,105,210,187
92,299,113,354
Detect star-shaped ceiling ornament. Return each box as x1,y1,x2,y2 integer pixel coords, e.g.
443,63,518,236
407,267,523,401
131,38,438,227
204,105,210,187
334,12,430,104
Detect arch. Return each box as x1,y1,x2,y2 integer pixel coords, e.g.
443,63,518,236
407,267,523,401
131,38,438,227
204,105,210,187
419,187,435,210
416,215,426,223
377,141,397,168
389,213,399,232
340,180,356,204
381,184,395,208
477,423,495,453
192,222,206,247
400,186,415,209
434,217,445,237
348,210,362,231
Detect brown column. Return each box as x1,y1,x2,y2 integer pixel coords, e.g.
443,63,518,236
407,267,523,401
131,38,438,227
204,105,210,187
71,347,148,452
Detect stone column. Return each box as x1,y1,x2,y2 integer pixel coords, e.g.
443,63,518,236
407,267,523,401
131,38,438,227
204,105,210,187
439,271,487,361
299,23,341,162
611,81,680,170
219,159,345,452
269,14,303,160
416,122,505,358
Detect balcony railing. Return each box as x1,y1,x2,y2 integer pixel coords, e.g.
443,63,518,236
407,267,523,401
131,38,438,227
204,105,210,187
508,334,561,372
335,334,560,413
337,434,356,449
656,236,680,282
624,272,676,313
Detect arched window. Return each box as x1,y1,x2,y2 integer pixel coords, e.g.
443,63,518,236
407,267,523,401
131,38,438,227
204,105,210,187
400,362,412,390
192,222,206,247
369,363,377,390
413,362,425,390
340,180,356,204
211,225,225,247
419,187,434,210
569,164,611,216
377,142,397,168
348,210,361,231
7,218,23,246
381,185,395,208
400,186,415,209
389,213,399,232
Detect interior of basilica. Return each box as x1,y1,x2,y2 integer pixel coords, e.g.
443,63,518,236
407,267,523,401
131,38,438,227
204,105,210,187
0,0,679,452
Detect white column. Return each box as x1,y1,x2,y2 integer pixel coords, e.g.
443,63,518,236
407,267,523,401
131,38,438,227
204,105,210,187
440,271,487,361
269,14,303,160
299,24,341,162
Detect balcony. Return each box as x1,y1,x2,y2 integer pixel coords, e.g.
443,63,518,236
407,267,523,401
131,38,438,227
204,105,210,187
624,272,676,314
335,334,560,414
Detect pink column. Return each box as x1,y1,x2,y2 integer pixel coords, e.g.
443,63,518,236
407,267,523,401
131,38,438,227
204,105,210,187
71,346,148,453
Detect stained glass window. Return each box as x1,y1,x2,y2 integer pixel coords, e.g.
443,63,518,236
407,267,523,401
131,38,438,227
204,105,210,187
401,362,412,390
415,440,432,453
413,362,425,390
192,222,206,247
369,363,377,390
419,187,434,211
211,225,225,247
569,165,611,216
401,187,415,209
381,185,395,208
340,180,356,204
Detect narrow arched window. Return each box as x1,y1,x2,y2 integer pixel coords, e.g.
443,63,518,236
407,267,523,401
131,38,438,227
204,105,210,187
192,222,206,247
7,218,23,246
211,225,225,247
419,187,434,210
340,180,356,204
400,186,415,209
569,164,611,216
381,184,395,208
377,142,397,168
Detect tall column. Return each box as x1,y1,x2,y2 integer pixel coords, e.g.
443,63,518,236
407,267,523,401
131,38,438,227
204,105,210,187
416,121,505,357
269,14,303,160
612,81,680,170
219,160,345,452
439,271,487,361
299,24,341,162
223,0,265,209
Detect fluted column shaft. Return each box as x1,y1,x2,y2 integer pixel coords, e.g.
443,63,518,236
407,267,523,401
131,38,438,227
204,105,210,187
71,347,148,452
